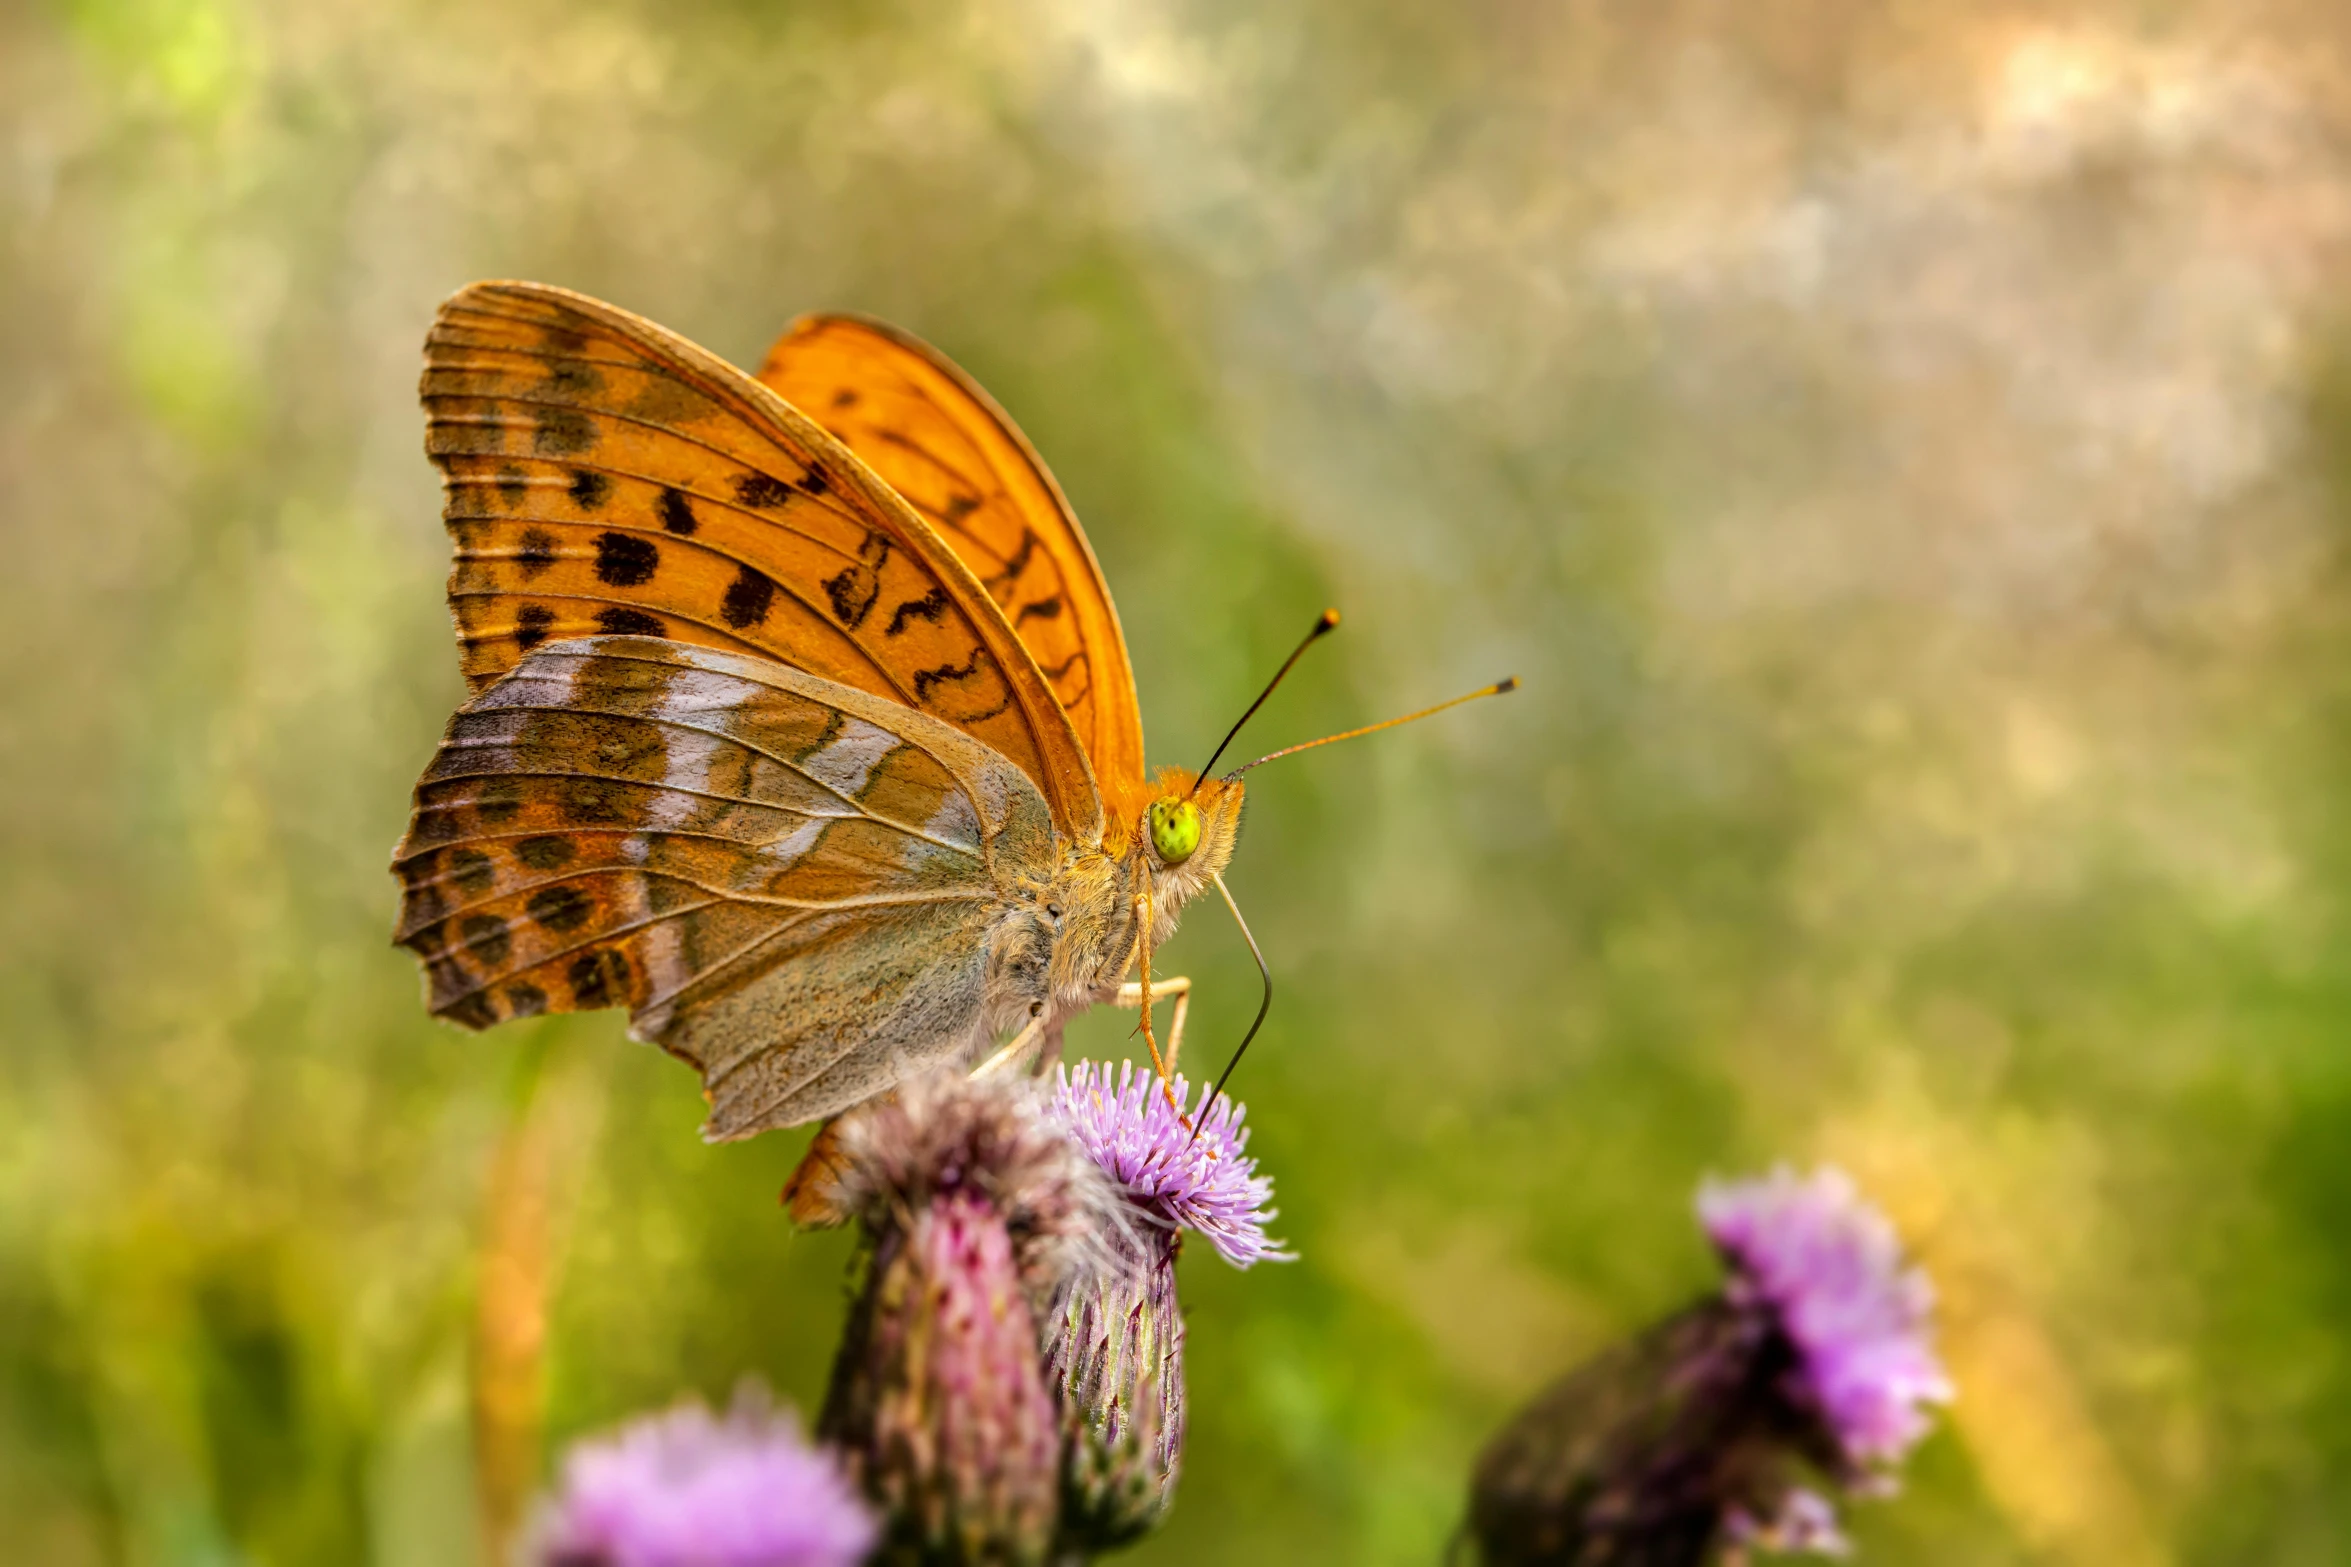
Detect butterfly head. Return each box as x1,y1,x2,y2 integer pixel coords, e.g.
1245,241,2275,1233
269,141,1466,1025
1136,768,1243,897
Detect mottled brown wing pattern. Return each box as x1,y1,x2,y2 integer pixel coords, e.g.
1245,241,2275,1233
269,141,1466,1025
756,315,1148,802
421,280,1102,844
391,637,1061,1134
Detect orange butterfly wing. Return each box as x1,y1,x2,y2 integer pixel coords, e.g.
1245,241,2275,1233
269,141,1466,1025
420,280,1103,845
755,315,1148,805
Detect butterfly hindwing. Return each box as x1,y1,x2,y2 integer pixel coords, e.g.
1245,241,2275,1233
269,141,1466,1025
391,636,1062,1135
756,314,1149,803
421,280,1103,845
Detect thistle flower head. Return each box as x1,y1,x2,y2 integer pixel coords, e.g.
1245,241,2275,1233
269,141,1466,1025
534,1390,873,1567
819,1069,1100,1562
1466,1168,1950,1565
823,1067,1122,1306
1053,1059,1291,1268
1698,1166,1953,1470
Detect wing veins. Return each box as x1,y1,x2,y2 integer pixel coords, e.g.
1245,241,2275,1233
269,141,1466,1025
428,346,666,375
439,700,979,851
428,389,929,551
393,820,866,869
443,587,927,712
411,756,977,860
409,862,991,942
635,907,830,1020
441,469,867,568
865,425,995,510
422,898,729,1011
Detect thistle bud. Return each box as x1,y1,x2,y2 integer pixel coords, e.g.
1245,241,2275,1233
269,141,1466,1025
1467,1167,1950,1565
1044,1061,1291,1548
812,1070,1115,1565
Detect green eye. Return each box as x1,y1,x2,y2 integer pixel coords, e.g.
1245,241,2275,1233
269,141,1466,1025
1148,800,1201,864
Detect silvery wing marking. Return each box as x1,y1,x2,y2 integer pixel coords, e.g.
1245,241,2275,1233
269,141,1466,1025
391,635,1068,1137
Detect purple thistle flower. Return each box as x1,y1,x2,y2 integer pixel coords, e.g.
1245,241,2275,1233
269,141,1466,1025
1698,1166,1953,1471
1052,1059,1291,1268
534,1390,874,1567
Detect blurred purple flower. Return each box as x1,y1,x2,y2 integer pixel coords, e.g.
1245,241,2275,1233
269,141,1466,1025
1699,1166,1953,1470
1467,1166,1949,1565
1726,1486,1851,1558
535,1391,874,1567
1053,1059,1290,1268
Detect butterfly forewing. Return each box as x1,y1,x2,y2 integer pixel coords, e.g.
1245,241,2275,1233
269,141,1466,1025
421,280,1103,845
392,637,1061,1134
756,315,1148,802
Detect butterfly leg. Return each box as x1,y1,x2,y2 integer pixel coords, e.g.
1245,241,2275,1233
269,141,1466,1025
1112,976,1192,1074
1130,885,1189,1120
970,1013,1050,1080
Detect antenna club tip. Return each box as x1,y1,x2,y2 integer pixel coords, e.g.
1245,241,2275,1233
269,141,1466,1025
1316,608,1341,631
1496,675,1520,694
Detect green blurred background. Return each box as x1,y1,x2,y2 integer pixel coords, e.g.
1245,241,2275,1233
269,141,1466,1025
8,1,2351,1562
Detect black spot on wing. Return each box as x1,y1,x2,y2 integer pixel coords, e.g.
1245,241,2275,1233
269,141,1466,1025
984,528,1038,592
800,469,829,496
476,777,524,825
496,464,529,509
515,604,556,650
657,487,697,535
887,587,950,637
914,652,986,705
542,355,603,398
528,885,593,934
569,468,610,510
734,474,793,509
595,607,665,638
504,983,548,1018
517,836,575,871
944,493,981,523
402,876,447,925
1015,595,1063,625
567,948,628,1009
516,530,556,578
1042,649,1093,706
459,914,512,967
441,986,500,1030
593,531,659,587
532,406,596,456
450,848,496,896
721,565,777,629
824,565,879,629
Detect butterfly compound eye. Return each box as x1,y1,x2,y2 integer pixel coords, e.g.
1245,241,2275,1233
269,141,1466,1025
1149,800,1201,865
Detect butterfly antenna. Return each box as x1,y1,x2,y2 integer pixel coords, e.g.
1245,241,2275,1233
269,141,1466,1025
1192,870,1271,1144
1225,677,1519,779
1186,609,1342,801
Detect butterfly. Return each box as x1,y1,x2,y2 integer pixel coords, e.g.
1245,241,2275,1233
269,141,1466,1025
391,282,1510,1139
